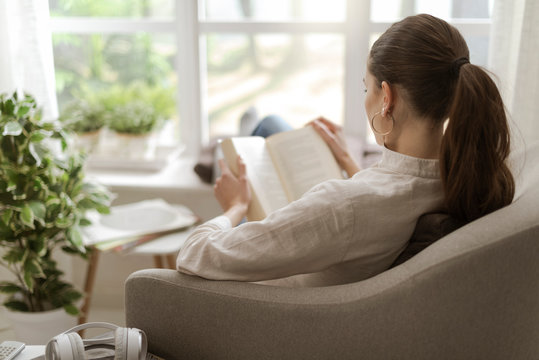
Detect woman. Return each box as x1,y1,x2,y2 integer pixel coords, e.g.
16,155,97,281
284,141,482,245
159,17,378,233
176,14,514,286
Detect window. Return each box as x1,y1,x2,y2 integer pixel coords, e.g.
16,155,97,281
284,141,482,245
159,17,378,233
50,0,492,156
50,0,179,147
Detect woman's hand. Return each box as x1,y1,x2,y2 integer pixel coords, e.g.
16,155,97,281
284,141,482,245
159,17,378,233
214,156,251,225
309,117,360,177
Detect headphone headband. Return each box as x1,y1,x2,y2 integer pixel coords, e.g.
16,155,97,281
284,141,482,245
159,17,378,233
46,322,147,360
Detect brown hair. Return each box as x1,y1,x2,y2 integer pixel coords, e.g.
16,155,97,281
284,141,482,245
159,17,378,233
368,14,514,222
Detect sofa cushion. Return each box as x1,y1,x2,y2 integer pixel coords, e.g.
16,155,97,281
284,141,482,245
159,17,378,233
390,213,464,267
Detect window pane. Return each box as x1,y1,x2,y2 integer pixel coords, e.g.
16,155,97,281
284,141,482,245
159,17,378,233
53,33,178,140
464,35,489,66
206,34,344,137
371,0,491,22
49,0,174,18
204,0,346,21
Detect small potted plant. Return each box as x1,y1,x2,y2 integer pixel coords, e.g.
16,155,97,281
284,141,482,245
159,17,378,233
59,99,105,153
105,101,163,159
0,92,112,342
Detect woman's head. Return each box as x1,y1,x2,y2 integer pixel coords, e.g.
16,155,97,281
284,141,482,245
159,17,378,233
367,14,514,223
368,14,468,123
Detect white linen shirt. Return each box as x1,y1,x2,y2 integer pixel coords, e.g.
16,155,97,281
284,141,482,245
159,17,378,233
177,147,444,287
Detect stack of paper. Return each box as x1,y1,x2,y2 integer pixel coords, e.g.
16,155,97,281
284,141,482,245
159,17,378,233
82,199,199,252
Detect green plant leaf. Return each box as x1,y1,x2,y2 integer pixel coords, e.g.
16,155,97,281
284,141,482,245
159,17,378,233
24,258,45,278
2,248,25,264
1,209,12,225
29,142,42,166
4,98,15,115
23,269,34,292
46,197,61,207
3,300,29,312
33,177,46,192
30,130,50,142
62,289,82,302
79,218,92,226
35,237,47,256
55,216,72,228
6,179,17,192
0,282,22,294
67,225,85,252
63,304,80,315
61,246,80,255
20,204,35,229
5,169,18,192
28,201,46,224
17,105,30,117
58,130,70,151
2,120,23,136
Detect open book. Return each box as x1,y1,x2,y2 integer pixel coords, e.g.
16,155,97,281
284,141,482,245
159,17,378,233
220,126,343,221
82,199,199,251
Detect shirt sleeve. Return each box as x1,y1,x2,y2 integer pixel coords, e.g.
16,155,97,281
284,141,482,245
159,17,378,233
176,180,355,282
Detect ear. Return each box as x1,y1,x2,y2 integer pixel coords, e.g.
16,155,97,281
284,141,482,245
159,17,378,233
380,81,393,116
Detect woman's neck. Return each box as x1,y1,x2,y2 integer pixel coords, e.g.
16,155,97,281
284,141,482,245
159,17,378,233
385,117,443,160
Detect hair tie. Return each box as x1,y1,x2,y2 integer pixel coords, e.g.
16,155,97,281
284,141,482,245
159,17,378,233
450,57,469,78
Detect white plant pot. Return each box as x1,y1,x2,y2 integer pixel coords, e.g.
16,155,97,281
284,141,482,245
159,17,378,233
4,307,78,344
112,132,156,159
75,130,101,154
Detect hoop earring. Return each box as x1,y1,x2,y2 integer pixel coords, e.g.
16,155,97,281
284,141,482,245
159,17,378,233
370,111,394,136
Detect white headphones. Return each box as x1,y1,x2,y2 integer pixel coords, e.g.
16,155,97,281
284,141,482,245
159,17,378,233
45,322,147,360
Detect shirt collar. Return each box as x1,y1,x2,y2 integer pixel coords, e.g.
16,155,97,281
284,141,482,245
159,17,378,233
377,146,440,179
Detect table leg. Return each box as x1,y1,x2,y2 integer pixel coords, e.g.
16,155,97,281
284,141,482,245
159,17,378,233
166,254,176,269
79,249,100,326
153,255,164,268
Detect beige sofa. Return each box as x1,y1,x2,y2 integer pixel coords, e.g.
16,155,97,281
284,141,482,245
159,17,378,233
125,142,539,360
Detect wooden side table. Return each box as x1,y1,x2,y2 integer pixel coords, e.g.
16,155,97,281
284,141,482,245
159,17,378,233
78,228,195,325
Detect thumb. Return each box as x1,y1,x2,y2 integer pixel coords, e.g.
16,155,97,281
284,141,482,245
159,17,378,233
218,158,231,174
237,156,247,178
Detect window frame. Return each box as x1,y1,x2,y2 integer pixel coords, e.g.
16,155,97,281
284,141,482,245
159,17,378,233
50,0,491,156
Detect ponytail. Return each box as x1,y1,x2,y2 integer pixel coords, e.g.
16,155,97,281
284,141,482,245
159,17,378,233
440,64,515,222
369,14,515,222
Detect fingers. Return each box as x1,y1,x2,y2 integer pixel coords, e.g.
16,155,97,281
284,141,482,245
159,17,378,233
312,119,334,143
217,158,230,174
236,156,246,175
236,156,248,183
217,157,247,184
316,117,341,133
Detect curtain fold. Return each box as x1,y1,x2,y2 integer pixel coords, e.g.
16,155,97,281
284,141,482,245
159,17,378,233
0,0,58,119
489,0,539,145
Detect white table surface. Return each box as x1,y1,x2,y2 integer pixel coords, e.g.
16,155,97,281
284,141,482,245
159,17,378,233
14,345,45,360
130,227,196,255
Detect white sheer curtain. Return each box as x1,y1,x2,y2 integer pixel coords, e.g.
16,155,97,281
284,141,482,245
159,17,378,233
0,0,58,119
489,0,539,145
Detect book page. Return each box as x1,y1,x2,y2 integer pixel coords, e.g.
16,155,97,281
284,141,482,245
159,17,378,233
266,126,343,201
220,137,289,220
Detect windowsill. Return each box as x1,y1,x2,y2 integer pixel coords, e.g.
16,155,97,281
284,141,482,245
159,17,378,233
87,155,212,193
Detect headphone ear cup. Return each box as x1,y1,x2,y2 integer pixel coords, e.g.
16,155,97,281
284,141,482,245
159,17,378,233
125,328,144,360
67,332,86,360
46,334,72,360
114,327,128,360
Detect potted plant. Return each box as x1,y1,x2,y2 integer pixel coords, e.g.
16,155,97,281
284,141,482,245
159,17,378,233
105,101,163,159
85,83,174,160
0,92,112,342
59,99,105,153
